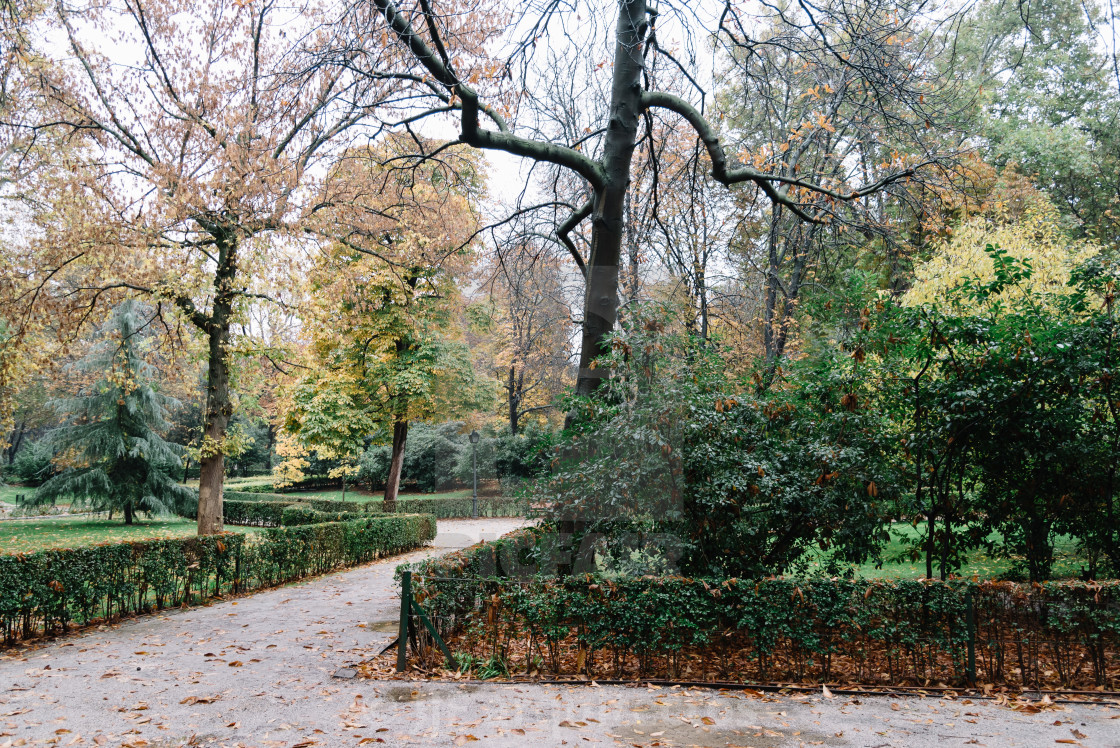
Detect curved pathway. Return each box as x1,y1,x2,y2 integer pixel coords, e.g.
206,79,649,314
1,518,1118,747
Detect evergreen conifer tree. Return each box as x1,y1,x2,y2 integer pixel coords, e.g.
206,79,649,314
22,301,196,523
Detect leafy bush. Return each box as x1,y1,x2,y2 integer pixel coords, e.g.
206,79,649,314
534,305,895,579
223,500,292,527
863,249,1120,580
0,514,436,644
359,422,466,492
5,440,55,486
223,490,289,502
452,425,553,491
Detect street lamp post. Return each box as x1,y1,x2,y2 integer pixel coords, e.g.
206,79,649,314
469,430,480,519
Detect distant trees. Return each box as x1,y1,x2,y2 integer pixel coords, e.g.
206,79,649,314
469,245,574,434
23,302,194,524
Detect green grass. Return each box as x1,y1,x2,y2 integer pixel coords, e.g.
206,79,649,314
0,485,29,505
0,515,263,555
804,522,1087,581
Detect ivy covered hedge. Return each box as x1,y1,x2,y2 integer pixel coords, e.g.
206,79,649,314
0,514,435,645
405,530,1120,689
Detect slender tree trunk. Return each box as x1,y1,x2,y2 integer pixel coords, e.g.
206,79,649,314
508,366,520,435
384,418,408,512
266,422,275,470
573,0,648,398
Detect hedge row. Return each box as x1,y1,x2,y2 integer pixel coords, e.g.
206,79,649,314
224,490,290,503
279,506,378,526
405,530,1120,689
0,514,436,645
368,496,527,518
221,492,528,519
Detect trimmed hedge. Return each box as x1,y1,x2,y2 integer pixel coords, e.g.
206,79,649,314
405,530,1120,689
224,490,291,503
369,496,527,518
220,492,528,519
223,500,292,527
280,506,379,526
0,514,436,644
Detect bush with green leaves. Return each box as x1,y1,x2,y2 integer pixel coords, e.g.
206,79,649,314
5,439,55,486
279,506,375,526
23,302,195,523
452,425,553,492
533,304,896,579
0,513,435,644
862,248,1120,580
358,422,466,492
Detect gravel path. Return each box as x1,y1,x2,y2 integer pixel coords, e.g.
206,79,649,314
1,517,1118,747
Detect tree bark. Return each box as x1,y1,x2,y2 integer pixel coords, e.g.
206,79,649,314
195,231,238,536
124,501,134,525
508,366,520,435
384,418,408,512
573,0,648,398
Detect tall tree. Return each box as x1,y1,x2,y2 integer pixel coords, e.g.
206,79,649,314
3,0,399,532
352,0,952,398
281,146,490,508
24,301,194,524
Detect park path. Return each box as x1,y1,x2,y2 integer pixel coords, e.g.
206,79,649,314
2,518,1119,748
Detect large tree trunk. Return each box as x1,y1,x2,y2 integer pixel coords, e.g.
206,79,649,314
383,418,408,512
196,233,237,536
573,0,648,398
124,501,134,525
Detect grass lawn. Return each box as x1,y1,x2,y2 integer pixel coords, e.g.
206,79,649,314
0,515,263,555
805,522,1086,581
0,485,33,505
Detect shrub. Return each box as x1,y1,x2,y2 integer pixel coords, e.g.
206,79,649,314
366,496,527,518
0,513,435,644
534,305,895,579
305,497,373,513
5,440,55,486
224,490,289,502
359,422,466,492
280,506,375,526
223,500,292,527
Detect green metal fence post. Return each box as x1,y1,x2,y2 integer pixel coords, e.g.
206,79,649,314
397,571,411,673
